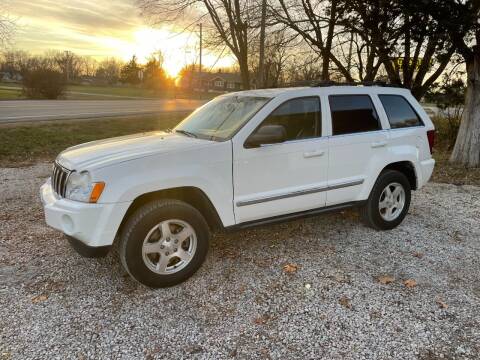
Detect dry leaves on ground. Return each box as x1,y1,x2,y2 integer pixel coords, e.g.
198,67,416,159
436,298,448,309
253,314,270,325
31,294,48,303
377,275,395,285
339,296,352,309
283,263,298,274
403,279,417,288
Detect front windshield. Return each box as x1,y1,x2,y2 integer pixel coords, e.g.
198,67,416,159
174,95,270,141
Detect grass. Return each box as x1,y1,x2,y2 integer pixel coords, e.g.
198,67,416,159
0,113,187,166
0,83,166,100
0,113,479,186
0,83,212,100
0,87,24,100
66,84,167,99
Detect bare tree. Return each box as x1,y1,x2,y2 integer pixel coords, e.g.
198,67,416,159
284,52,323,83
52,51,82,82
270,0,353,81
96,58,123,85
80,56,98,77
249,29,296,87
0,3,15,48
138,0,258,89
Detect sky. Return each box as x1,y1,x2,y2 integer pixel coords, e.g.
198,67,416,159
7,0,234,76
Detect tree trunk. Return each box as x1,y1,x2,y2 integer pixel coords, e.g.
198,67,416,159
450,50,480,167
239,56,250,90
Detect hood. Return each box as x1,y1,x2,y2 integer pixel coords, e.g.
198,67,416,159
57,131,213,170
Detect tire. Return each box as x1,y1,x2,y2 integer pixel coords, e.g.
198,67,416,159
119,199,210,288
360,170,411,230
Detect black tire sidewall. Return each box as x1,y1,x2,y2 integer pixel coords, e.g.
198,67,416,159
367,170,411,230
120,201,210,288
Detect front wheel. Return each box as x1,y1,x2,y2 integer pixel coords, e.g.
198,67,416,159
119,199,210,288
360,170,411,230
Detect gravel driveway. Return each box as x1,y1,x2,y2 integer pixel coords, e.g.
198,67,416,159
1,163,479,360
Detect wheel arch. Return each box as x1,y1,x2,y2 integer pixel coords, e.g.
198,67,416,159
118,186,224,235
382,161,417,190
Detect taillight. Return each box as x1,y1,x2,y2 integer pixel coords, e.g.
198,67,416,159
427,130,435,154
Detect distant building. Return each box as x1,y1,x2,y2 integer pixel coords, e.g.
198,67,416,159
0,71,23,83
179,71,243,92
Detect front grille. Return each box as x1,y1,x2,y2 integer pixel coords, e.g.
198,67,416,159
51,162,71,198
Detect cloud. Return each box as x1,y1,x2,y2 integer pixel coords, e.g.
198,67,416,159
10,0,144,56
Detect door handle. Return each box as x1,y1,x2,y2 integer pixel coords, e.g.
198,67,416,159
371,141,387,148
303,150,325,158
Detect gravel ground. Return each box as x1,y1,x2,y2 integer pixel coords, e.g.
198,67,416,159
1,163,480,360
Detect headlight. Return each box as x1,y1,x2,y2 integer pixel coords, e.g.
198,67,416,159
65,171,105,203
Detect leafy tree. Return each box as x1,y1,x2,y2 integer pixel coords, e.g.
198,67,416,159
143,54,170,91
120,56,142,85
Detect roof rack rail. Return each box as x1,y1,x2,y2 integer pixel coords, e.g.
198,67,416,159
310,80,405,88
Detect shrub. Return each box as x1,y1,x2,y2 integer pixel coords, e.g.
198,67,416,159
22,68,66,99
427,76,465,150
432,115,462,150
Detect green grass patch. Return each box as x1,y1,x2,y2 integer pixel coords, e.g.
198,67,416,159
0,113,187,166
0,87,24,100
66,85,172,99
0,83,215,100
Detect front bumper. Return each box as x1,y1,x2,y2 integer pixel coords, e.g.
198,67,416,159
40,180,131,248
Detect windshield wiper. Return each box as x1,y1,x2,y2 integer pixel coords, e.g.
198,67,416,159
175,129,198,138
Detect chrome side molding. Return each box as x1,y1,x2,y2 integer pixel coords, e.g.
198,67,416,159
236,179,364,207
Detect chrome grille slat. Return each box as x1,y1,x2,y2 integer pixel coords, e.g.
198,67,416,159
51,162,71,198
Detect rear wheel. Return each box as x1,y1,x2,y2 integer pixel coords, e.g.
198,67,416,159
360,170,411,230
119,199,210,288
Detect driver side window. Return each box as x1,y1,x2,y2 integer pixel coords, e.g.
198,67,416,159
259,97,321,142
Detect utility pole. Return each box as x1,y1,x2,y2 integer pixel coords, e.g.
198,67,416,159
258,0,267,88
198,23,203,96
198,23,203,75
64,50,70,83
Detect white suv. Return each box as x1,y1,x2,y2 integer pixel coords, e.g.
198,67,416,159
41,84,435,287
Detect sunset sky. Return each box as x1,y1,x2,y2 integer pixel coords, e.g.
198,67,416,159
8,0,234,76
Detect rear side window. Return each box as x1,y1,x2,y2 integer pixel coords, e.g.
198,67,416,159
261,97,321,141
379,95,424,129
329,95,380,135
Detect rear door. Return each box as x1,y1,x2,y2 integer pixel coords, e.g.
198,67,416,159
233,96,329,223
326,94,389,206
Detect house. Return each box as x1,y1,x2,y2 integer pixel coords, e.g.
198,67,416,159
0,71,23,83
179,71,243,92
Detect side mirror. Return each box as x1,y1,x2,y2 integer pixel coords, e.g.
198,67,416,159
245,124,287,148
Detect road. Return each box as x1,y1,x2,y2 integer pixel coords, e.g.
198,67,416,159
0,99,206,124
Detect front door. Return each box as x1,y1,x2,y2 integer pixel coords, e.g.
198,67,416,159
233,96,329,223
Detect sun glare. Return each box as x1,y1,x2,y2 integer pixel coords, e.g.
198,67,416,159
114,27,195,78
96,26,236,78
